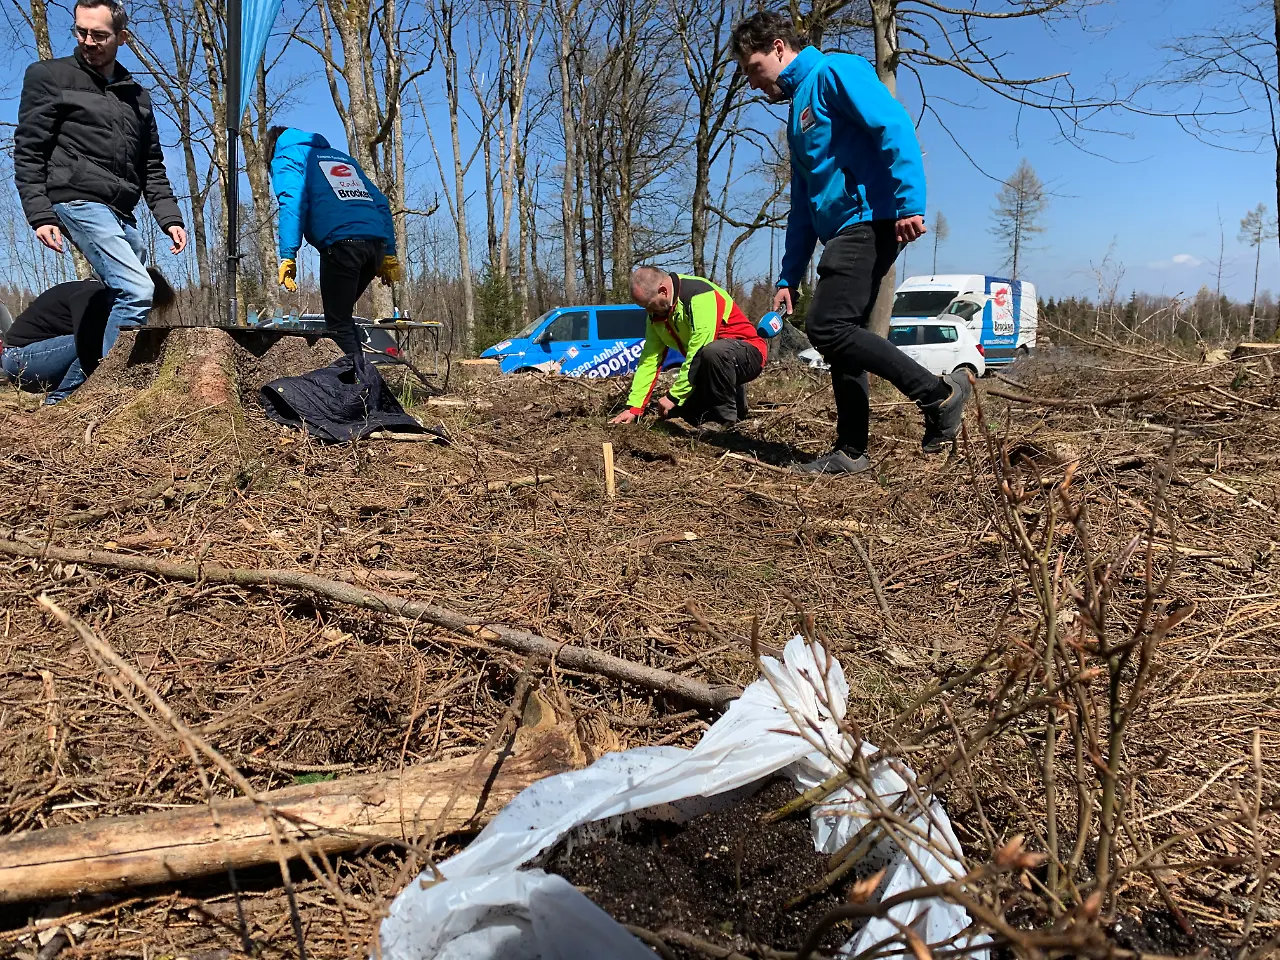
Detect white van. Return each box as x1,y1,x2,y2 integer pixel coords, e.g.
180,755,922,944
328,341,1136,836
893,275,1037,366
799,316,985,377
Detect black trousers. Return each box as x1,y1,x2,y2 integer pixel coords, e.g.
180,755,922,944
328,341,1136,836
805,221,945,454
672,339,764,425
319,238,385,355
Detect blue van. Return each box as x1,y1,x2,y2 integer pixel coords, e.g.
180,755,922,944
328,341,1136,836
480,304,684,377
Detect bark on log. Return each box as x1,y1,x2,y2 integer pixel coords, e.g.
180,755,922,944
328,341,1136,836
0,534,740,710
0,720,579,903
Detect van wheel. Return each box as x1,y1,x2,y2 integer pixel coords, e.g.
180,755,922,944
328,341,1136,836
956,364,979,380
1015,345,1031,357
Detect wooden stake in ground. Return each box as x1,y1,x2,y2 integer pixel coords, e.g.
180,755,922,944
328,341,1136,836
603,442,616,499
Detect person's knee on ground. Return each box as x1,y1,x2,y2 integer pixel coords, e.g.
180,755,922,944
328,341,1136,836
687,340,746,425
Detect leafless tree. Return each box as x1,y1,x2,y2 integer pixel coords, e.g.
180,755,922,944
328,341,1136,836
930,210,947,274
1239,201,1278,338
992,158,1048,282
1165,0,1280,265
671,0,748,278
419,0,483,346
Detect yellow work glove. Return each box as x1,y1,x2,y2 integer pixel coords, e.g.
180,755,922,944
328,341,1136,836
277,259,297,292
377,254,403,286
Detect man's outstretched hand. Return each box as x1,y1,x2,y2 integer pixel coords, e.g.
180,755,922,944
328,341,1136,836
896,215,927,243
167,225,188,254
654,396,676,418
35,224,64,254
772,287,793,315
610,410,639,425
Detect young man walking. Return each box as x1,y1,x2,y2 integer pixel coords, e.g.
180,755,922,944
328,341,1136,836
610,266,767,429
267,126,401,356
14,0,187,362
732,11,971,475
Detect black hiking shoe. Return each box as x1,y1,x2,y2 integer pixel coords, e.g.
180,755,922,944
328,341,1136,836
921,370,974,453
792,448,872,475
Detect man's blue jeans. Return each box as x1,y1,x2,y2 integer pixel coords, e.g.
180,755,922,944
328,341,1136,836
1,336,85,404
52,200,155,357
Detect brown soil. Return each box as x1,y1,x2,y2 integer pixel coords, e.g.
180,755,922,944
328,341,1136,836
546,779,864,957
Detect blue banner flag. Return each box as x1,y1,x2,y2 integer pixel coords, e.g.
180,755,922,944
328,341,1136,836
239,0,283,121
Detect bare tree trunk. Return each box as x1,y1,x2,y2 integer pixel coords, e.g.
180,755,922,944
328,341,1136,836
195,0,229,305
575,129,591,300
423,2,477,348
555,0,580,300
1251,244,1261,340
241,64,278,314
392,104,408,310
1274,0,1280,269
29,0,53,58
867,0,900,338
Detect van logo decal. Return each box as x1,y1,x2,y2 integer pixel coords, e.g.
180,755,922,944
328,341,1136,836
989,282,1016,336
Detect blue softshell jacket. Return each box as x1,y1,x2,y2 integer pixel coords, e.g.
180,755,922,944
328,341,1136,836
270,128,396,260
777,46,926,289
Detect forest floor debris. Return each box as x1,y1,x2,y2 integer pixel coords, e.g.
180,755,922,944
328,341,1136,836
1,341,1278,957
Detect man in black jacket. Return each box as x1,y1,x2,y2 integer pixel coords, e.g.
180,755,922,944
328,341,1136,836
14,0,187,362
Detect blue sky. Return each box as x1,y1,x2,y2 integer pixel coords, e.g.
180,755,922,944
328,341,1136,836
2,0,1276,302
896,0,1278,302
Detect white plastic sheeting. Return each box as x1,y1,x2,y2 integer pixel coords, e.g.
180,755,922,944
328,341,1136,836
378,636,990,960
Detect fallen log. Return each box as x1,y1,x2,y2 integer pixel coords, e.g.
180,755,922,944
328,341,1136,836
0,534,739,710
0,706,580,904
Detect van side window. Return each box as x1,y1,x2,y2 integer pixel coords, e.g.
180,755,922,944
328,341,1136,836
547,310,590,341
921,325,959,344
597,307,648,340
888,325,919,346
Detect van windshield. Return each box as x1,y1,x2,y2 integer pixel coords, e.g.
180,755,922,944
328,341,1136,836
893,290,958,318
513,310,555,339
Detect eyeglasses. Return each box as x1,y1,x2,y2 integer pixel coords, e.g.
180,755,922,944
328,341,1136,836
73,25,117,43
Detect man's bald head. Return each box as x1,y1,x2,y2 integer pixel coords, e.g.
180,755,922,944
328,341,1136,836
631,266,674,315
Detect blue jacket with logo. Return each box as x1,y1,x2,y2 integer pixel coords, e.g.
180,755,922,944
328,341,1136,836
777,46,925,289
270,128,396,260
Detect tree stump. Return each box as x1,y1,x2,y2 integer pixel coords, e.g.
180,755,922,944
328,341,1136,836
73,326,342,443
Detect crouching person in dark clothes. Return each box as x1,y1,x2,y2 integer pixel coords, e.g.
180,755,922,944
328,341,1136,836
266,126,401,355
610,266,766,428
2,267,174,404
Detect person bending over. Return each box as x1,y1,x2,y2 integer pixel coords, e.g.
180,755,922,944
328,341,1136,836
2,267,174,404
732,11,972,475
611,266,766,429
267,126,400,355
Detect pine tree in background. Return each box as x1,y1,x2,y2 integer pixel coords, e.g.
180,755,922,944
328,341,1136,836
931,211,949,274
991,159,1048,281
1239,203,1278,340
